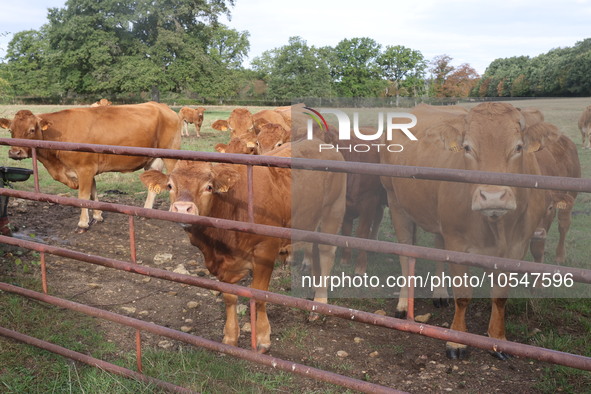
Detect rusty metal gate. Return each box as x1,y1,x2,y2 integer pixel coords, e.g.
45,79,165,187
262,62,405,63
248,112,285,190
1,138,590,393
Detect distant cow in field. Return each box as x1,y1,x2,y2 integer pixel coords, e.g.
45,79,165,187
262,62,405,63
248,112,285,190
90,98,112,107
0,102,181,231
140,139,346,352
179,106,206,137
212,108,290,138
531,127,580,264
578,105,591,149
380,102,553,360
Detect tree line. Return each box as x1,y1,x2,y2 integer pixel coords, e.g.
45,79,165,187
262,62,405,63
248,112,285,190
0,0,590,103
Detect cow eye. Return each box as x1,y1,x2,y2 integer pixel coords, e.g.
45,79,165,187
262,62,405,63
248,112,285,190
167,183,173,190
206,184,213,192
463,144,471,153
516,144,523,153
29,128,36,134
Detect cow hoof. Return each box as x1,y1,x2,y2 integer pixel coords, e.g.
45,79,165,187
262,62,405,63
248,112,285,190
75,226,89,234
446,346,469,360
394,310,407,319
489,350,512,361
433,297,450,308
257,344,271,354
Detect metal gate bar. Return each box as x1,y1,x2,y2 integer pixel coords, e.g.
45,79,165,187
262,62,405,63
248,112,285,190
0,326,195,393
1,188,589,284
0,283,403,394
1,236,589,372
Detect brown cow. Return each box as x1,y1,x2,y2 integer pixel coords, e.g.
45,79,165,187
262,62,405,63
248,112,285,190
0,102,181,231
255,123,290,155
380,102,552,360
335,132,388,276
531,128,580,264
578,105,591,149
140,139,346,352
214,137,256,155
179,106,206,138
90,98,112,107
212,108,290,137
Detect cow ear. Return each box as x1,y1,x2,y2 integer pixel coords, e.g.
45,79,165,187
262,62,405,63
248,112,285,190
38,118,52,132
523,122,561,153
214,143,227,153
140,170,168,194
253,117,269,132
212,165,240,193
212,119,230,131
426,124,464,152
0,118,10,129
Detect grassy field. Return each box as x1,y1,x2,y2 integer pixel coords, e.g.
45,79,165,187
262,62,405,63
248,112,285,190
0,99,590,392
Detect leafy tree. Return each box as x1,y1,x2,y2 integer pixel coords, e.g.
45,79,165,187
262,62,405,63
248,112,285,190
41,0,238,99
252,36,333,99
377,45,426,100
441,63,479,97
1,29,60,97
429,54,454,97
329,37,386,97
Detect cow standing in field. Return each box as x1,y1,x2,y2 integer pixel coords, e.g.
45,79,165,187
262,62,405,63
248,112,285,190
0,102,181,231
336,132,388,276
140,139,346,352
531,127,581,264
179,106,206,138
578,105,591,149
380,102,552,360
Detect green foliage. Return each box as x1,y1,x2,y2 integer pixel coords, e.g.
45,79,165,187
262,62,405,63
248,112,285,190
477,38,591,97
2,0,248,100
252,36,333,99
377,45,427,98
330,37,387,97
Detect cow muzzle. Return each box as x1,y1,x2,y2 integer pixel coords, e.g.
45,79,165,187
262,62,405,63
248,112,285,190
170,201,198,216
472,186,516,218
8,147,30,160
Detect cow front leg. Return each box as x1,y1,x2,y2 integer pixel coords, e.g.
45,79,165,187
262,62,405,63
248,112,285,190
90,178,103,223
75,174,95,231
446,262,472,359
432,235,450,308
555,207,572,264
488,275,511,360
250,250,275,353
222,292,239,347
143,159,165,209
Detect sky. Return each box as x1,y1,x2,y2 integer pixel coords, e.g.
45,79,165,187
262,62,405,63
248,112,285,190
1,0,591,75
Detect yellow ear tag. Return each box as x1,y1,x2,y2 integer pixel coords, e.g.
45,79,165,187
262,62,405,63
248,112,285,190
217,185,229,193
221,126,228,131
556,201,567,210
149,184,161,194
449,142,462,152
527,142,541,153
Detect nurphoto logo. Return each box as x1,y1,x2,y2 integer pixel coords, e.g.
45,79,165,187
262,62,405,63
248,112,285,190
304,107,418,153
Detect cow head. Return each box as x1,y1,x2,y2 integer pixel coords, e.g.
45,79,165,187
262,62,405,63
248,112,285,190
140,161,240,218
433,103,555,219
215,136,256,155
256,123,290,154
211,108,255,137
0,110,51,159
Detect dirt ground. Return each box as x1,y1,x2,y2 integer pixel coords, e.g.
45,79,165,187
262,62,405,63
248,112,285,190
1,193,556,393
